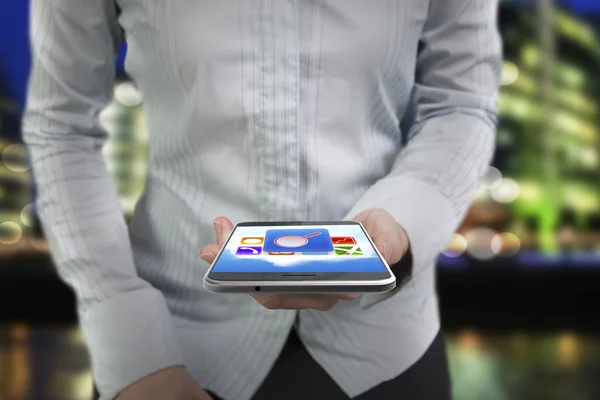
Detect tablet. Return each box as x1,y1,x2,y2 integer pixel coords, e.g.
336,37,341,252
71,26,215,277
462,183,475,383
203,221,396,294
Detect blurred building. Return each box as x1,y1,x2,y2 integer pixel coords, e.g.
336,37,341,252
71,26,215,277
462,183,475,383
460,4,600,258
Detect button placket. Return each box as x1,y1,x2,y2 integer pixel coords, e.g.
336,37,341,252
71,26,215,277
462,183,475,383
256,0,301,221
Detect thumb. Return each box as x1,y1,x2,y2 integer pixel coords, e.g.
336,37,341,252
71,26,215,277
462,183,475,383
370,229,405,265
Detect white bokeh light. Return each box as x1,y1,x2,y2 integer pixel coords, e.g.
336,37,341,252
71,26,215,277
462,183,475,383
114,82,143,107
465,228,497,260
99,102,120,129
490,178,520,203
473,186,489,202
501,61,519,86
580,148,598,169
20,204,35,227
480,167,503,190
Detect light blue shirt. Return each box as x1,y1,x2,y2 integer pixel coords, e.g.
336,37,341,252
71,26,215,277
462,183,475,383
23,1,501,399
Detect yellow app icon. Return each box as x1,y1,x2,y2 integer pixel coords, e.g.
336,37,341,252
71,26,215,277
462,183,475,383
241,237,264,245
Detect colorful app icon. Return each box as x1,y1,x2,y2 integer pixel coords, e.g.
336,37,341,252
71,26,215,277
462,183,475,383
268,252,295,256
236,246,262,255
334,245,363,256
263,229,334,253
331,236,357,245
240,237,264,245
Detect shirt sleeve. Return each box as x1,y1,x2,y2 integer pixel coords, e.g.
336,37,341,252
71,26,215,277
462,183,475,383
22,2,185,398
344,0,502,309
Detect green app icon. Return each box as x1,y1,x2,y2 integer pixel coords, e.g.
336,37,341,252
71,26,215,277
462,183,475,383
334,245,363,256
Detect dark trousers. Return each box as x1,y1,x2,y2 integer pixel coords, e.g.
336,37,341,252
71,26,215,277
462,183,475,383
94,329,451,400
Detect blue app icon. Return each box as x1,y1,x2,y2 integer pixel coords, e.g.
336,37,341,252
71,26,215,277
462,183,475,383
236,246,262,255
263,229,334,253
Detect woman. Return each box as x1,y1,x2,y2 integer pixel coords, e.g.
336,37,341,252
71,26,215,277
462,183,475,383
23,1,501,399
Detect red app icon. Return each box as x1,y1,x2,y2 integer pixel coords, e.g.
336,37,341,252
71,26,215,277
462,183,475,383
331,236,357,245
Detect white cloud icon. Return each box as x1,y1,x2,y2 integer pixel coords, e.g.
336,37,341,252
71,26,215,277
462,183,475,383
227,247,375,267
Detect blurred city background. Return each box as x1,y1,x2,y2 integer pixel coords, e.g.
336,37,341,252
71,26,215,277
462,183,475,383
1,0,600,399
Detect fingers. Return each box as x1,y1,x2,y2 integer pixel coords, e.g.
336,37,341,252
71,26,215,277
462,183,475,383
251,294,358,311
372,231,406,265
254,294,338,311
338,293,361,300
372,237,392,262
213,216,234,247
364,213,407,265
200,244,221,264
199,217,234,264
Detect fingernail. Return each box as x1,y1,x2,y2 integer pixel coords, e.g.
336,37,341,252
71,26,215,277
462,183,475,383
213,220,221,235
381,241,389,259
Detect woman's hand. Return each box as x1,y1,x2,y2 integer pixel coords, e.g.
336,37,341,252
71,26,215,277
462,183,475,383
115,367,213,400
351,208,409,266
199,212,408,311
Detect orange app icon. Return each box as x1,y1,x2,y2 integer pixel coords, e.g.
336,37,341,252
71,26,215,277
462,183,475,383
241,237,264,245
268,252,295,256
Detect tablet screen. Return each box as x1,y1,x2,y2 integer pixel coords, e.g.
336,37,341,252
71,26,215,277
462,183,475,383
209,222,389,275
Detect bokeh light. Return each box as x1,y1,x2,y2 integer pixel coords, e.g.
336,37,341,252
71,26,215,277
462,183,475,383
8,324,30,399
580,148,598,169
496,129,515,147
132,160,147,177
443,234,469,258
559,64,585,88
99,102,120,129
518,182,541,202
465,228,497,260
556,333,580,368
490,179,520,203
458,330,482,352
2,144,30,173
521,44,540,69
70,371,94,400
473,186,490,202
20,204,35,227
558,226,579,248
69,327,87,347
49,371,93,400
481,167,503,190
9,323,29,342
114,82,142,107
0,222,23,245
501,61,519,86
491,233,521,257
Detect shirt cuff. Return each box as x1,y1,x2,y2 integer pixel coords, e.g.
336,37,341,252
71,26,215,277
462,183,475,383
78,288,185,400
344,176,457,309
